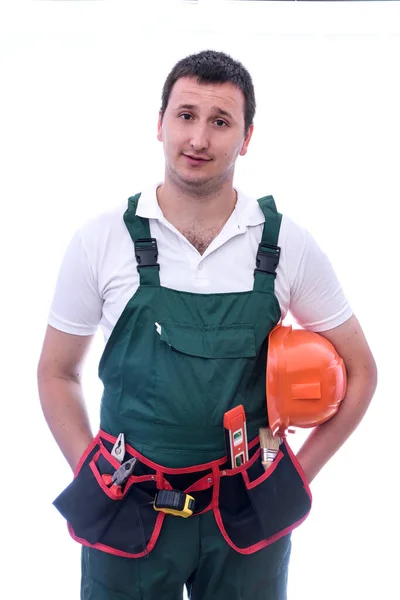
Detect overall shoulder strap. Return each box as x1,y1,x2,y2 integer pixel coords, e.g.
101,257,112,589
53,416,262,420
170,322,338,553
253,195,282,293
123,193,160,286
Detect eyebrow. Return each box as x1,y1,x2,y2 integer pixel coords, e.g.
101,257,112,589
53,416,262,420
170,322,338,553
175,103,235,121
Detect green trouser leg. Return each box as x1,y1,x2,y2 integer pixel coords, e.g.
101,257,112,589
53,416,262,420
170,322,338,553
81,512,291,600
81,515,200,600
186,513,291,600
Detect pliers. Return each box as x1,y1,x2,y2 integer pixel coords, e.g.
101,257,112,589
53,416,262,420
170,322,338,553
111,433,125,463
102,457,137,498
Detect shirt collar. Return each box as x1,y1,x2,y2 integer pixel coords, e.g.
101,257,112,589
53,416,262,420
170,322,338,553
135,183,266,228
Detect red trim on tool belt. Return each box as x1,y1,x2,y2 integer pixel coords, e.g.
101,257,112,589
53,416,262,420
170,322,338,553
74,437,99,478
245,451,284,490
213,505,312,555
99,429,260,474
184,473,214,494
155,471,165,489
211,466,220,510
283,439,313,501
99,429,228,473
248,435,260,451
213,507,271,555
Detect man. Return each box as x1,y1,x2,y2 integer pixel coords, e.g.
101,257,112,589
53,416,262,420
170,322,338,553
38,50,377,600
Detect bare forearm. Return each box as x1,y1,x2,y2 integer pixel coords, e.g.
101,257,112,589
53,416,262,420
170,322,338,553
296,369,377,484
38,376,94,472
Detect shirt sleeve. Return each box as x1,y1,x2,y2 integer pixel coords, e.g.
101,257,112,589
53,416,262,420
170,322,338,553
288,229,353,332
48,226,103,336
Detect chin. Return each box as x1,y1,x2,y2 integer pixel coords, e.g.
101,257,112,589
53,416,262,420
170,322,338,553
176,170,210,187
167,164,217,191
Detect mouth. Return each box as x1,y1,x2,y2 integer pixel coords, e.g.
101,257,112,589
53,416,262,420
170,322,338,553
183,154,211,165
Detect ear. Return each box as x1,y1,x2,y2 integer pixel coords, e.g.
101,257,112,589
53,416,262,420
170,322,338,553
239,124,254,157
157,111,163,142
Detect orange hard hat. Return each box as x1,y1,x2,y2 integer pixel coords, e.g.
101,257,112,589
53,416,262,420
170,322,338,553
266,323,347,437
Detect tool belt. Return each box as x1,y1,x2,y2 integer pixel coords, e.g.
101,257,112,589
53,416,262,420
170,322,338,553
53,430,312,558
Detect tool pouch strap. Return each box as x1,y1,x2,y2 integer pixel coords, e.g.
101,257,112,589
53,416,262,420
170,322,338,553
53,430,312,558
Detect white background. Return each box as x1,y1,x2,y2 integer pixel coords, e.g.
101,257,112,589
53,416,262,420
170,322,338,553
1,1,399,598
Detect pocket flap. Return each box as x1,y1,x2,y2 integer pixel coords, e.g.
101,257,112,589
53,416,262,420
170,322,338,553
157,321,256,359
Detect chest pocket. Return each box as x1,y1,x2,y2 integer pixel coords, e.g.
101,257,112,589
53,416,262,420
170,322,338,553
157,321,256,358
152,321,257,428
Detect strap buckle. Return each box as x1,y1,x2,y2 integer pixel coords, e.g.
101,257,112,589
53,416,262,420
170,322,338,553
134,238,159,271
254,243,281,276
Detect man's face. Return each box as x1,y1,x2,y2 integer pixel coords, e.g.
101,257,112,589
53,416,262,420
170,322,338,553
157,77,253,193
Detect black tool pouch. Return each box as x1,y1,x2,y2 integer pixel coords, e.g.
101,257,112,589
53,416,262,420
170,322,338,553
53,431,312,558
53,435,164,558
215,439,312,554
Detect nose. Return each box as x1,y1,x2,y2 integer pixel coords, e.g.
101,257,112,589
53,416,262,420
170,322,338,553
189,122,209,152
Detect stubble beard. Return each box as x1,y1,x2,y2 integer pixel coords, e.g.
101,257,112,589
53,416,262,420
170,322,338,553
166,161,234,200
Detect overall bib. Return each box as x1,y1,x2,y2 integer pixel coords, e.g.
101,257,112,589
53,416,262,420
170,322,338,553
53,194,312,600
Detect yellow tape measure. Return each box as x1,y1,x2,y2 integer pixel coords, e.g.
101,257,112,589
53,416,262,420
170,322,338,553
153,490,195,518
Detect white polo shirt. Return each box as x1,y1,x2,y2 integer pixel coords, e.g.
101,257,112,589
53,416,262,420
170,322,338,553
48,184,352,342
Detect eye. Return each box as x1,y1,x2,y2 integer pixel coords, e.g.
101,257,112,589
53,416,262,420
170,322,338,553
180,113,193,121
215,119,227,127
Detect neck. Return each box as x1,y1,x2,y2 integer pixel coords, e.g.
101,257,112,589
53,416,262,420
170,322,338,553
157,177,237,228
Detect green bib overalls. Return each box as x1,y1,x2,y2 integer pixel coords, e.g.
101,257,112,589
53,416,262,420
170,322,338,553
54,194,312,600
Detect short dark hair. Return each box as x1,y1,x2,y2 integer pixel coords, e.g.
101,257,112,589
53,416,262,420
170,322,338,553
160,50,256,135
